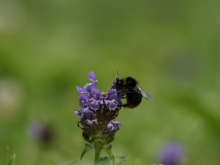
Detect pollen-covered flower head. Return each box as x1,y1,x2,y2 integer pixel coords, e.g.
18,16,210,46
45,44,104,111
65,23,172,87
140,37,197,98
75,72,123,147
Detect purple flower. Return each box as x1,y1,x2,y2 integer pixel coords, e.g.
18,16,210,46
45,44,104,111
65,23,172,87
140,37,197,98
83,72,98,94
75,108,83,116
75,72,123,146
83,108,96,120
78,94,89,107
104,89,118,110
158,141,186,165
89,88,103,111
77,72,98,95
105,120,122,134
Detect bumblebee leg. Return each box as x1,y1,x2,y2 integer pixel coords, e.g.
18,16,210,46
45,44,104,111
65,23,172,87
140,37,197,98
122,103,128,107
117,103,128,107
117,103,127,107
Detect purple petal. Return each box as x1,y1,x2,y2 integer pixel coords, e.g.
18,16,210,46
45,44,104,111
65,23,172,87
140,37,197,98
99,99,104,104
76,86,86,94
105,123,113,133
111,120,122,126
83,109,96,120
86,120,94,127
79,94,89,104
105,99,118,110
88,71,98,83
91,88,102,98
107,89,116,100
86,119,97,127
108,100,117,110
84,83,94,93
89,99,99,111
105,120,122,134
75,109,82,116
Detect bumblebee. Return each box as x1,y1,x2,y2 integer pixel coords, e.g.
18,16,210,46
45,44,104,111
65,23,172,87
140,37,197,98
116,76,152,108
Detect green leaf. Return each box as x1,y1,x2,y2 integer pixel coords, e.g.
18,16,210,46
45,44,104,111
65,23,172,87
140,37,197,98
64,160,76,165
115,156,126,165
99,156,126,165
80,143,93,160
99,156,111,165
105,145,115,165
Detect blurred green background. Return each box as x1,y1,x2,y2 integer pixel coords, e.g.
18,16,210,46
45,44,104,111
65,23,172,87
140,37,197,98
0,0,220,164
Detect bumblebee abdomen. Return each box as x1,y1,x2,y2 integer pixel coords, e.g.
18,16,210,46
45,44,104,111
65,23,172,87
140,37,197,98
125,103,140,108
126,91,142,107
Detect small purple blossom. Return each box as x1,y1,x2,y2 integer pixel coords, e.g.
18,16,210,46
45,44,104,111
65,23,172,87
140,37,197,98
104,89,118,110
89,99,99,111
158,141,186,165
75,71,123,146
78,94,89,107
83,108,96,120
105,120,122,134
75,108,83,116
89,88,103,111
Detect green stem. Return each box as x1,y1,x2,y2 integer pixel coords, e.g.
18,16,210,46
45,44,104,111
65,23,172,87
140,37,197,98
94,147,102,165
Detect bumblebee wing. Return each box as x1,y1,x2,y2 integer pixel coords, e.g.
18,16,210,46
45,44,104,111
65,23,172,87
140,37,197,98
134,85,152,101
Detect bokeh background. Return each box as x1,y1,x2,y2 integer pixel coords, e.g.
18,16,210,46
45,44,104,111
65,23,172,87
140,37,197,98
1,0,220,164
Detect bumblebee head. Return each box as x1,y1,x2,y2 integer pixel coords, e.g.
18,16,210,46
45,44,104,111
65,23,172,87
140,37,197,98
116,78,124,90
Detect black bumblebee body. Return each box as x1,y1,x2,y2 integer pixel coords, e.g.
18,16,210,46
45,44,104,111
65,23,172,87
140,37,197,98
116,77,152,108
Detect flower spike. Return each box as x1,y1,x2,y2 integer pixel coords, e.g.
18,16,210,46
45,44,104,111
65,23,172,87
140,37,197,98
75,72,124,164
